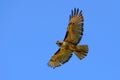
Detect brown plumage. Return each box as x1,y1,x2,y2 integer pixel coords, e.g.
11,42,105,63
48,8,88,68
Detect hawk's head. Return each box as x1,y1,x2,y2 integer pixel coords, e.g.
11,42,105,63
56,41,63,47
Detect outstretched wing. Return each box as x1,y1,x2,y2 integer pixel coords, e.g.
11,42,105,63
48,49,72,68
64,8,84,45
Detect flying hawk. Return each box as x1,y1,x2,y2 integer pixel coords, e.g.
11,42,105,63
48,8,88,68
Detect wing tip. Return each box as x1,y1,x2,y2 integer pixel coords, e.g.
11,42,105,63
48,53,73,69
69,8,83,22
48,60,61,69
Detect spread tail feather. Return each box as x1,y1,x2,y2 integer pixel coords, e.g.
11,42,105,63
74,45,88,60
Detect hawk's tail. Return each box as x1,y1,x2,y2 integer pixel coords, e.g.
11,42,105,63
74,45,88,60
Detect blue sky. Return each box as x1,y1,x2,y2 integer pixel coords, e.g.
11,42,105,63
1,0,120,80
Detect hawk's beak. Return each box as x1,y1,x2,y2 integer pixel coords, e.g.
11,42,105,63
56,41,59,45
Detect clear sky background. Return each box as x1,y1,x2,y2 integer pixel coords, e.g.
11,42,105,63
1,0,120,80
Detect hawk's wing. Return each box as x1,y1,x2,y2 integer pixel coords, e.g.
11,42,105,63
64,8,84,45
48,49,72,68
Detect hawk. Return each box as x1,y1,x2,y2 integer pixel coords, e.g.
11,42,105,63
48,8,88,68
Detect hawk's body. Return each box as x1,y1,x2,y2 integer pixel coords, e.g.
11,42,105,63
48,8,88,68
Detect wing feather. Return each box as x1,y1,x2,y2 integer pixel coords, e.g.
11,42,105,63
64,8,84,45
48,49,72,68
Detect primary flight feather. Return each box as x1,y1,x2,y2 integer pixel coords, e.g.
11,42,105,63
48,8,88,68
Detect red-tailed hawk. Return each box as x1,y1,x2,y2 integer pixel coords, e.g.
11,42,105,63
48,8,88,68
